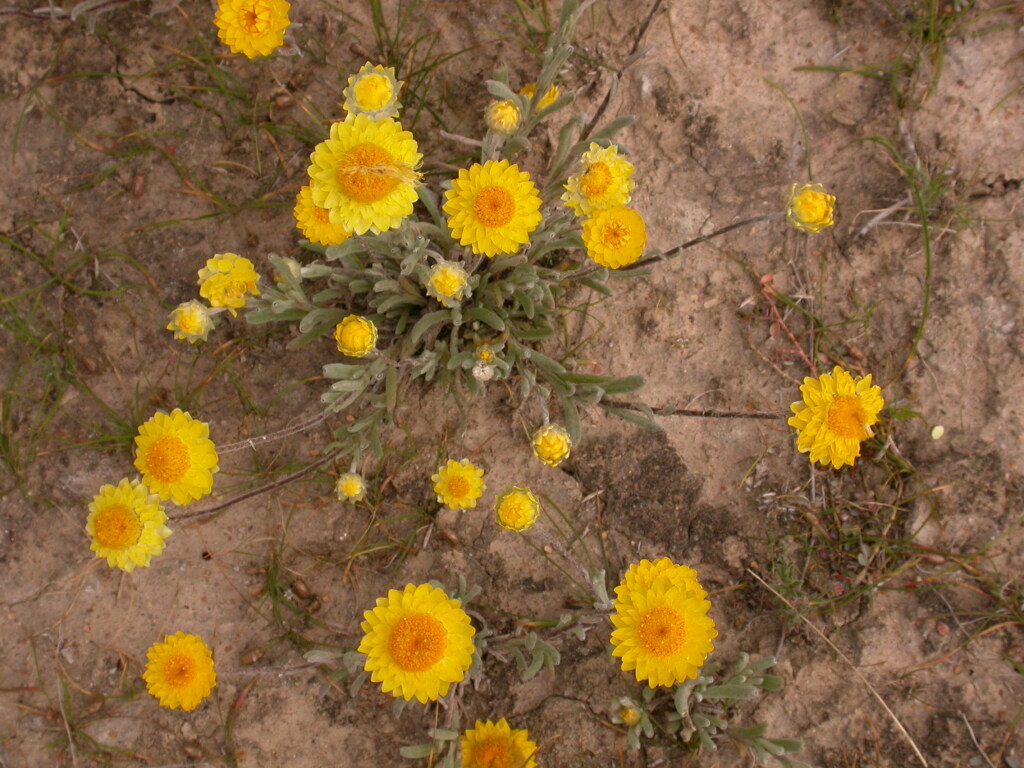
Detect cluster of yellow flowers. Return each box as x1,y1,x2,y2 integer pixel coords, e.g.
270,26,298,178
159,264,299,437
84,408,221,710
166,253,261,344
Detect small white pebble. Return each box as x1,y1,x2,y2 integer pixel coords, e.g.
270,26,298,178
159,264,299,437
931,425,945,440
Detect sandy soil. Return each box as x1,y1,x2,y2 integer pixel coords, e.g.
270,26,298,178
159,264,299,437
2,1,1023,766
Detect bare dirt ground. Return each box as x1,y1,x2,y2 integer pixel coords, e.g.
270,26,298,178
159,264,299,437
2,1,1023,766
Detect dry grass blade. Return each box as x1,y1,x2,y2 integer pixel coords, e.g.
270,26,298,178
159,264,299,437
747,568,930,768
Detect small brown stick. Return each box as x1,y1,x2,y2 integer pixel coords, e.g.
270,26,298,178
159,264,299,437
760,282,817,376
218,411,332,454
748,568,930,768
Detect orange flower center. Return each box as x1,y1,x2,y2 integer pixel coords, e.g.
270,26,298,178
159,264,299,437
312,203,332,224
827,395,868,440
445,475,471,499
599,219,631,250
389,613,447,672
580,161,612,197
145,436,191,484
93,504,142,550
470,738,517,768
636,605,686,657
473,186,515,228
337,143,401,203
239,3,270,34
163,653,198,688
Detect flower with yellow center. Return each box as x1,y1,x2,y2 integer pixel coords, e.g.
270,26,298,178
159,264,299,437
444,160,543,258
86,478,172,572
610,566,717,687
787,365,884,469
293,185,351,247
213,0,291,58
198,253,261,317
336,472,366,502
432,459,485,510
342,62,403,120
562,142,636,216
358,582,476,703
519,82,560,110
308,114,422,235
461,718,539,768
143,632,217,711
785,182,836,233
531,424,572,468
582,206,646,269
134,409,219,506
425,261,471,307
333,314,378,357
484,99,522,136
494,487,540,533
613,558,707,613
166,300,214,344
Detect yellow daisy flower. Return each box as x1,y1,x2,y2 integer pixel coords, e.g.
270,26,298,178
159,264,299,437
443,160,543,258
610,566,717,687
166,300,214,344
358,583,476,703
562,142,635,216
342,62,403,120
293,185,351,247
531,424,572,468
308,114,422,235
582,206,646,269
494,487,540,533
197,253,260,317
788,365,884,469
432,459,485,510
134,409,219,506
484,99,522,136
143,632,217,711
785,182,836,233
519,82,560,110
213,0,291,59
461,718,539,768
86,478,171,573
334,314,378,357
613,557,707,613
425,261,471,307
336,472,366,502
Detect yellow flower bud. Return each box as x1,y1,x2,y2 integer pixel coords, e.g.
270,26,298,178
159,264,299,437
334,315,378,357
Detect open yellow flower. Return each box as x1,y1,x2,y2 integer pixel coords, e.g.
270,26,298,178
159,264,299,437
359,583,476,703
334,315,377,357
343,62,403,120
461,718,539,768
198,253,260,317
336,472,366,502
87,478,171,572
582,206,646,269
531,424,572,467
613,557,707,613
484,99,522,136
562,142,635,216
519,82,560,110
166,300,214,344
294,185,351,247
213,0,290,58
308,114,422,235
143,632,217,711
494,487,540,533
443,160,543,258
425,261,471,307
134,409,219,506
610,565,717,687
785,182,836,233
432,459,485,510
788,365,884,469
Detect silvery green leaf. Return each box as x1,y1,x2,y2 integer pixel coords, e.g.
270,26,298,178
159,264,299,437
304,649,343,664
399,744,435,759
